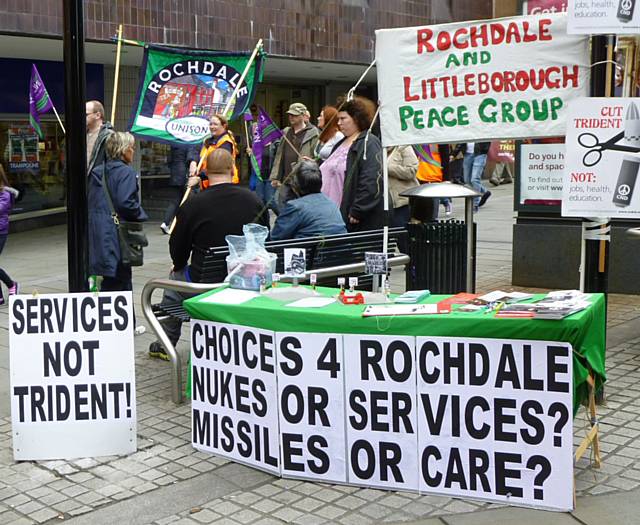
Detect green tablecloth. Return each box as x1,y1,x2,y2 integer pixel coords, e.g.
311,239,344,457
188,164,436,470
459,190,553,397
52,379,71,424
184,287,606,415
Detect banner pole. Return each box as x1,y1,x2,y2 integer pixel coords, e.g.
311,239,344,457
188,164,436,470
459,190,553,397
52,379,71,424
110,24,123,125
221,39,263,117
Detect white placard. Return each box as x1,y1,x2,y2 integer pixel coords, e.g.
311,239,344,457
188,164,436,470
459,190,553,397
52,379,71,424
284,248,306,277
416,337,573,511
562,98,640,218
520,144,565,205
375,13,589,146
9,292,137,460
568,0,640,34
343,334,419,490
276,332,346,482
191,320,280,474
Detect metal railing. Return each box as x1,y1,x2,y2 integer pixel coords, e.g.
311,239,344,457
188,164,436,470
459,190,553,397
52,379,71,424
141,254,410,404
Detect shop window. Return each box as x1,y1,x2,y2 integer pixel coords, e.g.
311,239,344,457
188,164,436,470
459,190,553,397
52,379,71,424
0,120,65,215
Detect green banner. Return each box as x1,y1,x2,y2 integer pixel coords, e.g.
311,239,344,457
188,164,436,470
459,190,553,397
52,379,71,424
128,45,264,146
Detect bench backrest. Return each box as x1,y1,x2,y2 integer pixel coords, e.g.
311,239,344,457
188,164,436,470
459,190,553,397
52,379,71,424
189,227,408,289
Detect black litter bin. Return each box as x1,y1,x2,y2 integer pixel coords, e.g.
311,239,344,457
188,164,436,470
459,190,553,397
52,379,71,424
400,182,480,294
406,220,476,294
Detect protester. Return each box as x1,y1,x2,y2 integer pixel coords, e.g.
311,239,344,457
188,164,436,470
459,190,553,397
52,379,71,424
0,165,19,304
88,132,147,293
149,148,269,360
416,144,446,217
331,96,384,232
160,145,198,234
388,145,419,227
315,106,344,163
269,103,319,211
248,138,281,212
462,141,492,211
189,114,239,190
270,160,346,240
86,100,114,175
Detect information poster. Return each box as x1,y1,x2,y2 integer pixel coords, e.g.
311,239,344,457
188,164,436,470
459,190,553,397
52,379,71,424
9,292,137,460
524,0,568,15
520,143,565,206
568,0,640,34
563,97,640,218
375,13,589,146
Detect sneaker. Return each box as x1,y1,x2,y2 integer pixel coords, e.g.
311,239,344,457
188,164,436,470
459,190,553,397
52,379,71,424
134,325,146,336
8,282,19,295
444,203,452,216
489,178,501,186
149,342,170,361
479,190,492,207
500,178,513,185
160,223,170,235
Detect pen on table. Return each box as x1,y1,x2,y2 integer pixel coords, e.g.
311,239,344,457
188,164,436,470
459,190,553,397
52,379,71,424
494,302,505,315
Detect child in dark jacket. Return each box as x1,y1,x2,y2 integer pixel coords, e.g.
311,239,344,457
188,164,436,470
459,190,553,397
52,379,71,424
0,166,19,304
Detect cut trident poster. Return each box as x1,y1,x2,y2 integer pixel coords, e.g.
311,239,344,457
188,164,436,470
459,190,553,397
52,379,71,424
128,45,264,146
375,13,589,146
562,98,640,218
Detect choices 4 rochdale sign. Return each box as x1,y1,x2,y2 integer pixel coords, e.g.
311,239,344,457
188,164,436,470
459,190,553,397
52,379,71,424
191,322,575,511
375,13,589,146
128,45,264,146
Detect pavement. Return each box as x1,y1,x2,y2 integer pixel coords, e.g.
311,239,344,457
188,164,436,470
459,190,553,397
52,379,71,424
1,182,639,525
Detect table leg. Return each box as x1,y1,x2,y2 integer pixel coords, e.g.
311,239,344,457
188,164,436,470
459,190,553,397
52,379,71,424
574,372,602,468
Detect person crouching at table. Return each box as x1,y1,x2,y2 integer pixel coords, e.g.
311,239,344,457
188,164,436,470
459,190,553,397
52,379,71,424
270,160,346,240
148,148,269,361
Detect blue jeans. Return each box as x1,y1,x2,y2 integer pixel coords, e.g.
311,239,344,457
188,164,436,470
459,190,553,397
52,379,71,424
255,179,278,213
463,153,488,207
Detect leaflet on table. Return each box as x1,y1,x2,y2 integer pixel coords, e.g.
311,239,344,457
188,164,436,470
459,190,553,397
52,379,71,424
496,291,592,319
200,288,260,305
362,303,442,317
475,291,534,304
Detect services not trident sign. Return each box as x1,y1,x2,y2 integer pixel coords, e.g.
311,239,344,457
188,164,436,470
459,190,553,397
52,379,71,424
375,13,589,146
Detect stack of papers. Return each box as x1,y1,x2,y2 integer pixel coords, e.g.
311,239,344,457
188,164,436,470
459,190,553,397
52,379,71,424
496,291,592,320
476,291,534,304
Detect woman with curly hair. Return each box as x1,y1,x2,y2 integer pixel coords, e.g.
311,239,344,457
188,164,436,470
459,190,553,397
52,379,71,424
326,96,384,232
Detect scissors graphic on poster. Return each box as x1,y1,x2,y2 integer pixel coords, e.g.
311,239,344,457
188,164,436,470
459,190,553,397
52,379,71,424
577,131,640,167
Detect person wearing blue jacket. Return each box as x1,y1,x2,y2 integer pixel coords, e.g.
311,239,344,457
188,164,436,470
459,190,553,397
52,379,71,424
270,160,346,240
88,132,148,292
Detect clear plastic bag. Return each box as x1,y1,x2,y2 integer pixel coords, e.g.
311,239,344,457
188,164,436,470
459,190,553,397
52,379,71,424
225,223,276,291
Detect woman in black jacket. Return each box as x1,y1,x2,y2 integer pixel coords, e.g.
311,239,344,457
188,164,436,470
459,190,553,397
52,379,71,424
332,97,384,232
88,132,148,292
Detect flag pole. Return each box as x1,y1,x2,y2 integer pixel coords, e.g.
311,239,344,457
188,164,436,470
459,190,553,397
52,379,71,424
168,39,264,234
110,24,123,124
51,100,66,134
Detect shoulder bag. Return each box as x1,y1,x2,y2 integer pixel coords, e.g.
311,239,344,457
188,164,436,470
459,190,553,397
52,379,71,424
101,166,148,267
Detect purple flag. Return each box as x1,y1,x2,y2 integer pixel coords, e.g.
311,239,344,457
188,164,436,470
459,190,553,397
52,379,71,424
29,64,53,139
252,106,283,177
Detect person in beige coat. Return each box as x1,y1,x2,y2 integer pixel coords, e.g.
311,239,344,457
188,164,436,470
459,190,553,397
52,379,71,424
387,145,419,227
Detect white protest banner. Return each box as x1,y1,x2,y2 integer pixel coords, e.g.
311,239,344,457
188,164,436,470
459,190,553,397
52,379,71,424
191,320,280,474
375,13,590,146
568,0,640,34
562,98,640,218
520,143,565,205
416,337,573,511
276,332,346,482
9,292,136,460
343,334,419,490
